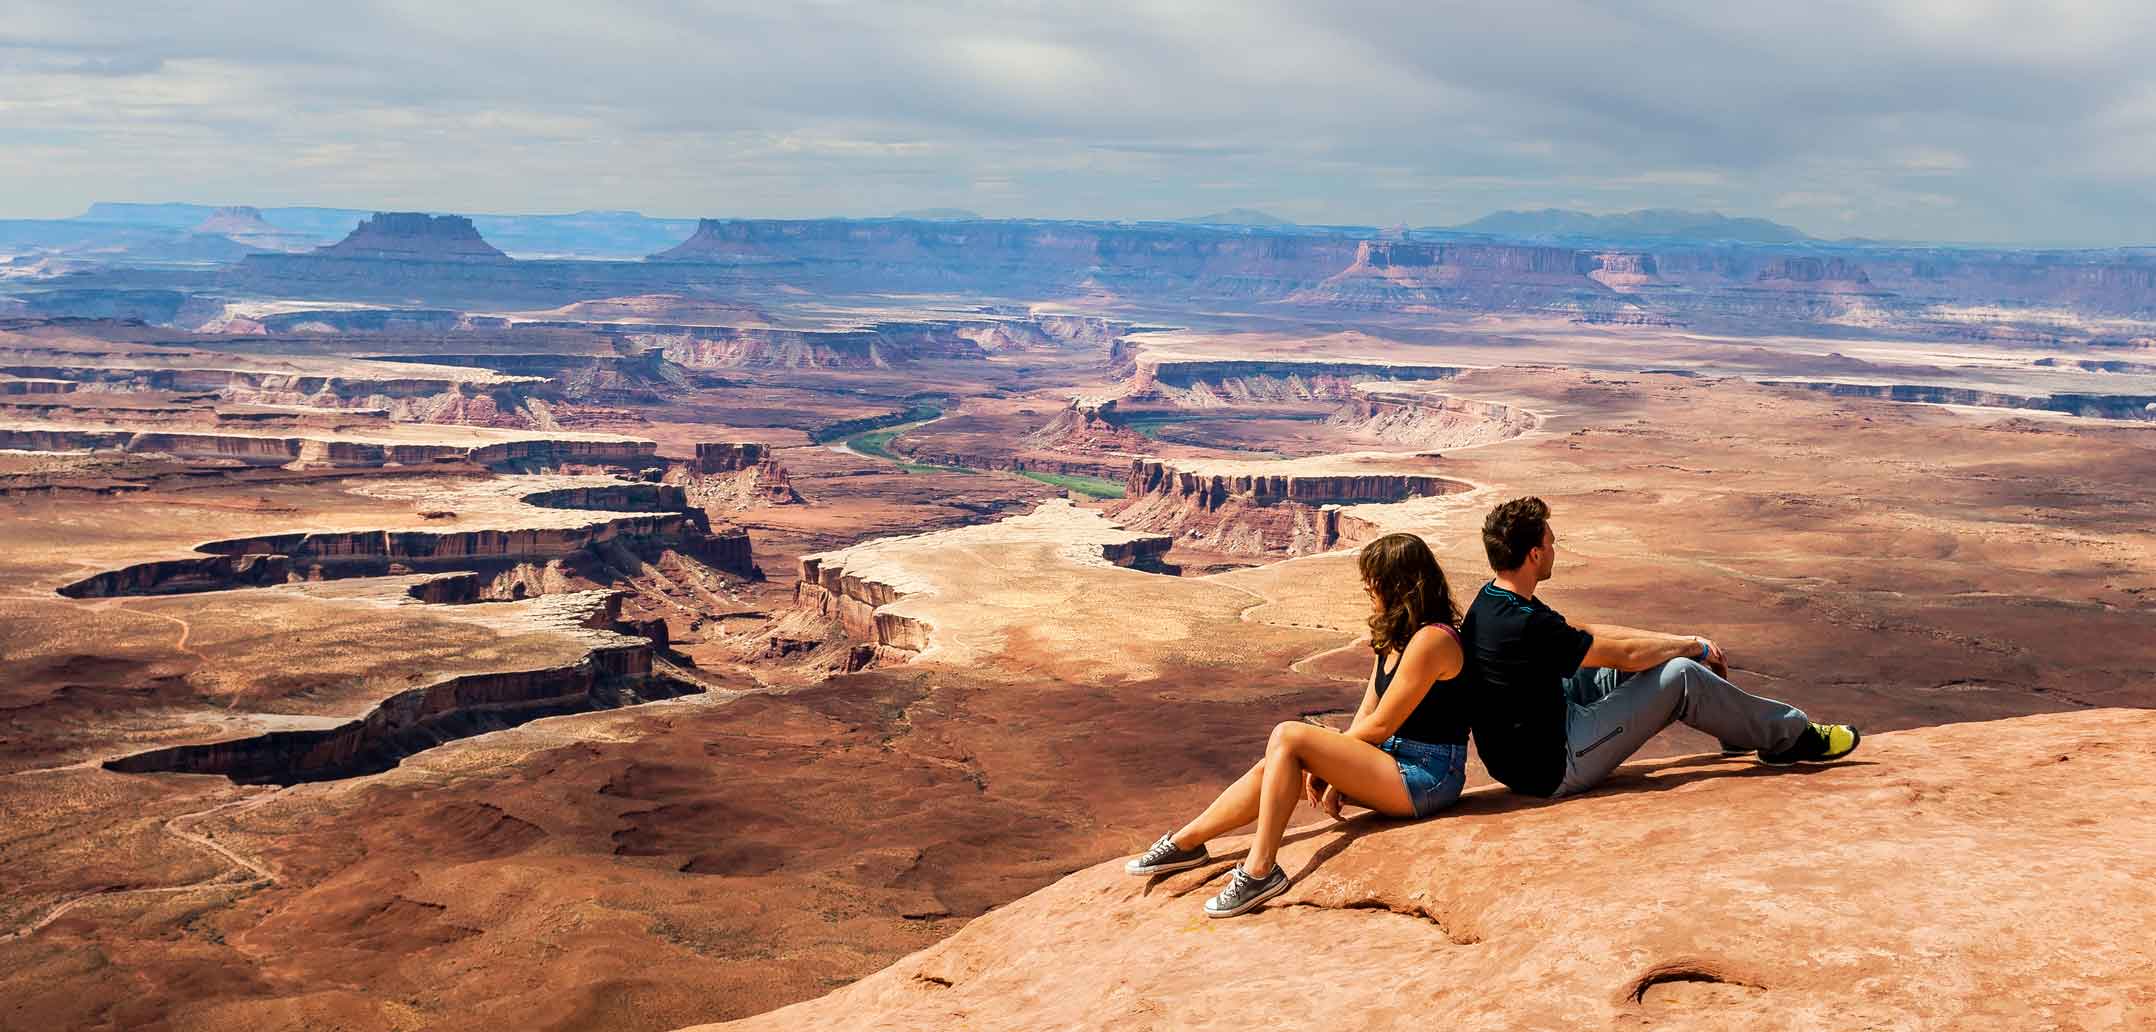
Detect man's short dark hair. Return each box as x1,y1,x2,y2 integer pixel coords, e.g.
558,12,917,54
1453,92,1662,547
1483,496,1550,572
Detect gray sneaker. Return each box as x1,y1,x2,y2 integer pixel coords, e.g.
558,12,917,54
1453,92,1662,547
1203,864,1289,918
1125,833,1208,876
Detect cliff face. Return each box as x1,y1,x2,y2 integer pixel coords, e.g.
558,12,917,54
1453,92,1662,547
312,212,511,263
670,443,804,508
1129,358,1461,404
1110,458,1469,556
644,315,1106,370
651,323,986,369
102,592,696,784
1324,390,1539,450
685,709,2156,1032
0,356,566,429
1755,256,1872,288
0,425,657,468
57,479,756,597
648,219,1360,291
1759,379,2156,420
1299,241,1621,309
189,206,314,252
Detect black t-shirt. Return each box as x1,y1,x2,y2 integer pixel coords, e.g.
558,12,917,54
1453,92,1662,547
1461,582,1595,796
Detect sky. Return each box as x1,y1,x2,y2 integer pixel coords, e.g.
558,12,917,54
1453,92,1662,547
4,1,2156,245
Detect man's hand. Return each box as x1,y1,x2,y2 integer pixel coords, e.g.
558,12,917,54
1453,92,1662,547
1695,636,1729,677
1320,784,1343,821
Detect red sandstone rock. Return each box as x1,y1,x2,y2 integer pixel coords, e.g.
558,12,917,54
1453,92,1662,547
689,710,2156,1032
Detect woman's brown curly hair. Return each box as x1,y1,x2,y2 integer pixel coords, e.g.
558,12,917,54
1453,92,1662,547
1358,532,1460,655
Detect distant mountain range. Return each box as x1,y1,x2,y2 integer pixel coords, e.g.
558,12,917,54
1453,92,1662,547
72,203,699,258
892,208,983,220
1177,208,1295,227
1447,208,1812,244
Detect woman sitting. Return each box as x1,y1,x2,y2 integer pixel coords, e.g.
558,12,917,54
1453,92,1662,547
1124,532,1472,917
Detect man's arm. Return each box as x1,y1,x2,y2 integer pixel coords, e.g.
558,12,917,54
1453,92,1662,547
1576,622,1689,646
1580,632,1718,673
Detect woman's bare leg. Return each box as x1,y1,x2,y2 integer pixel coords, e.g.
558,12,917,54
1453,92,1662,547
1171,758,1264,849
1245,722,1414,877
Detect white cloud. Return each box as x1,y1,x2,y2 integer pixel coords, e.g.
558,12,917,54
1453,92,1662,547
0,1,2153,241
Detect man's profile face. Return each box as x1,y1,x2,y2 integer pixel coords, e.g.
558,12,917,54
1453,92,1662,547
1535,525,1557,581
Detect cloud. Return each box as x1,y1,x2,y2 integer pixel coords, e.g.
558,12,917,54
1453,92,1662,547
0,1,2152,242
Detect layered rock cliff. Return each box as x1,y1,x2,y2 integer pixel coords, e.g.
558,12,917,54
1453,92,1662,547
1759,380,2156,420
685,709,2156,1032
667,442,803,508
189,206,314,252
57,479,755,597
1128,358,1462,404
1754,256,1873,289
102,591,696,783
1299,240,1623,309
312,212,512,263
1323,389,1539,450
0,424,657,469
647,218,1361,299
1110,457,1470,556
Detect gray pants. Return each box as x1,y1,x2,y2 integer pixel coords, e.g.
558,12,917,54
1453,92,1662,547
1555,658,1810,797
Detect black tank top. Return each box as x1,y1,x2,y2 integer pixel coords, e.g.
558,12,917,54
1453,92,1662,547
1374,624,1469,746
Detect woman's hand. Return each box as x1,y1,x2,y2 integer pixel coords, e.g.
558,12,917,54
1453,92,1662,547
1304,771,1327,807
1320,784,1343,821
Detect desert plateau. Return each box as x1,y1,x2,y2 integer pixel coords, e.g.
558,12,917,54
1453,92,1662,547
5,5,2156,1028
2,204,2151,1031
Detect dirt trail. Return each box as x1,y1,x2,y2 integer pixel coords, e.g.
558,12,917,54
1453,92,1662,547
0,790,280,944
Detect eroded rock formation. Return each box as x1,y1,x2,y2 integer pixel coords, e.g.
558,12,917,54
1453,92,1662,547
667,442,804,509
793,502,1174,666
189,206,314,252
1111,458,1468,556
1324,389,1539,449
0,425,658,469
1760,380,2156,420
102,592,696,784
312,213,511,263
58,480,756,597
1129,358,1462,400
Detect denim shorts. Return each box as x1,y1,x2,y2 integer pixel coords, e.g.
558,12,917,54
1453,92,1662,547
1381,735,1468,818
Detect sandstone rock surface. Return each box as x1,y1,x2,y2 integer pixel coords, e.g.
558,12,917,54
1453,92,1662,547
689,709,2156,1032
794,500,1177,666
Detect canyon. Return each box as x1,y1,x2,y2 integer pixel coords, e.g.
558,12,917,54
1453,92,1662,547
0,205,2152,1032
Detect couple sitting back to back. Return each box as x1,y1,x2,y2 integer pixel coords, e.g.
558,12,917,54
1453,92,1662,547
1128,496,1861,918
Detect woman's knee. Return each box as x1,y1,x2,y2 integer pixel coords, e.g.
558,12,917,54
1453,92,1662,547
1266,720,1308,754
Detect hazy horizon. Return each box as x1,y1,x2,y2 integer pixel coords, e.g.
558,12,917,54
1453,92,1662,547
8,2,2156,246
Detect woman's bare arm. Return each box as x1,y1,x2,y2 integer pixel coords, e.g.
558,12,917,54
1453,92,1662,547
1352,656,1380,724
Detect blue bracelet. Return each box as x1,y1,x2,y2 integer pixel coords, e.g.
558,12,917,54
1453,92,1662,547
1695,639,1710,660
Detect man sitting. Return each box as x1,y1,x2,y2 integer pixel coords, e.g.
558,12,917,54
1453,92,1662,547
1462,496,1860,798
